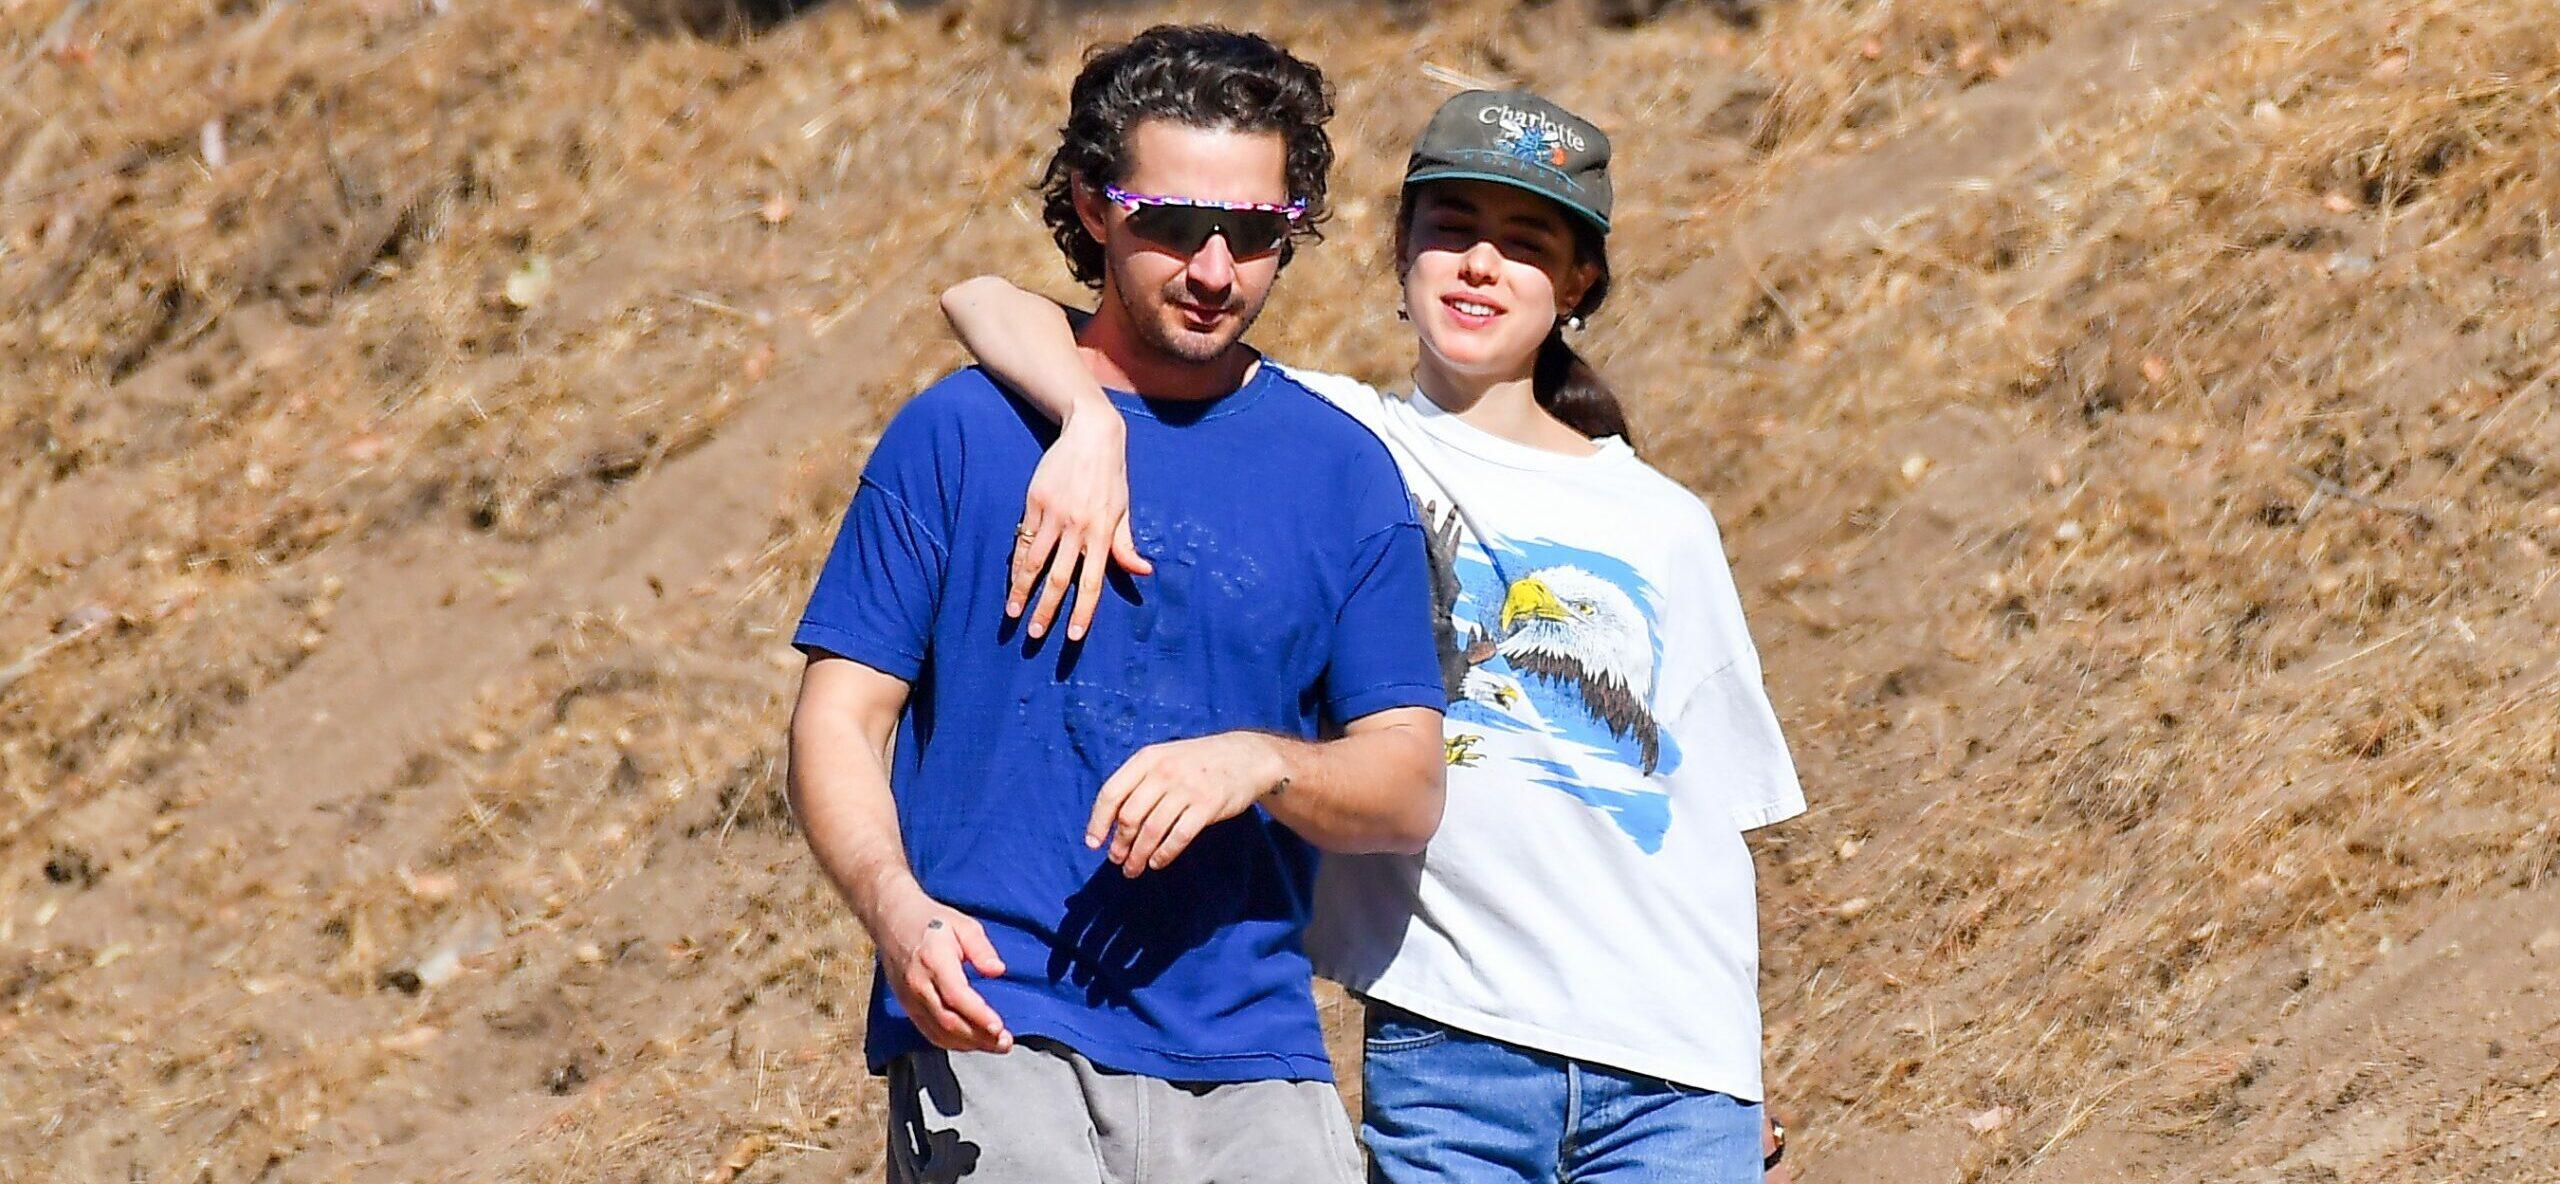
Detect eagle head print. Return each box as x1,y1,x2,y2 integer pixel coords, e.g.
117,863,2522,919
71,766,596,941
1495,567,1664,773
1422,517,1685,849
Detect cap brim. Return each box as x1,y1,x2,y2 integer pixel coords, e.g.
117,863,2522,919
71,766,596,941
1404,166,1611,235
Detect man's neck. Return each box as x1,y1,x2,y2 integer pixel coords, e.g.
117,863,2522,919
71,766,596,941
1078,300,1256,403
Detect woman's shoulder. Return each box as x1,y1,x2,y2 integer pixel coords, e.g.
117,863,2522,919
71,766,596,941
1271,363,1392,429
1607,453,1731,553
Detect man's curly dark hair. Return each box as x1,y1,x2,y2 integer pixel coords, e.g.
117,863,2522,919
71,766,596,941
1039,25,1334,288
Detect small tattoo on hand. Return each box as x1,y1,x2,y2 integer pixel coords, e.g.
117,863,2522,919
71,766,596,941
926,919,945,931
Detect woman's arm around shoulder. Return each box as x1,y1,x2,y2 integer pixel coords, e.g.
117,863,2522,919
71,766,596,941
938,275,1149,641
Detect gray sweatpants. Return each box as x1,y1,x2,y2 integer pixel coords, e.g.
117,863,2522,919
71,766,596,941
886,1040,1363,1184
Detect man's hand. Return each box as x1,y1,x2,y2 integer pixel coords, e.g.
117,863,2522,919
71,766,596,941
870,893,1013,1053
1010,412,1151,642
1086,732,1287,877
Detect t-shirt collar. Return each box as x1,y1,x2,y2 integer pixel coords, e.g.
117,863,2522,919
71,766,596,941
1103,354,1275,424
1402,385,1634,472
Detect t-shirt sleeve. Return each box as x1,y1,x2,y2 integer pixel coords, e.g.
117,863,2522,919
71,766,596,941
1660,499,1806,831
1321,515,1446,725
793,404,954,683
1664,658,1806,831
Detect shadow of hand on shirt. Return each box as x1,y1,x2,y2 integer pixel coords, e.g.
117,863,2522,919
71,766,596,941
1046,859,1233,1012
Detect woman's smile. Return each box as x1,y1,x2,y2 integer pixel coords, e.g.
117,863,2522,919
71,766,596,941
1440,291,1508,330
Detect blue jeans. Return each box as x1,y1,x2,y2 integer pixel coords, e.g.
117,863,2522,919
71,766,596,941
1361,1004,1764,1184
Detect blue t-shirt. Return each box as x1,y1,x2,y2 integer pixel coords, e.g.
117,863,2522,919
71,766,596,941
794,362,1442,1083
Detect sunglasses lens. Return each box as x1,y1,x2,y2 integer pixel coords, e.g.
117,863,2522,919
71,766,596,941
1122,204,1205,252
1220,212,1291,255
1125,205,1290,257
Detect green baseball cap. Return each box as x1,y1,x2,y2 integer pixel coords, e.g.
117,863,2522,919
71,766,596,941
1404,89,1613,235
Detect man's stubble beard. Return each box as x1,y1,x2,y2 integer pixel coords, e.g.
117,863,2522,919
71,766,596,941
1106,251,1270,368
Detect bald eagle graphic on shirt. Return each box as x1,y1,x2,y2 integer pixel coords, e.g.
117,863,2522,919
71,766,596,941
1421,501,1681,851
1494,566,1664,774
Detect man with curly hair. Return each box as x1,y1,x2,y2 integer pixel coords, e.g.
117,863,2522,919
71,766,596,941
785,25,1446,1182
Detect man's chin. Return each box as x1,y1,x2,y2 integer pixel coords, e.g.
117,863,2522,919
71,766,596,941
1145,317,1247,365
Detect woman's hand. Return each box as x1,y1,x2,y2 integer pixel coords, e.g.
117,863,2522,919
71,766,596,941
1009,409,1152,641
940,275,1137,637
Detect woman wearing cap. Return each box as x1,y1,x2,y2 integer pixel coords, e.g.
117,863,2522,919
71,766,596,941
940,89,1802,1184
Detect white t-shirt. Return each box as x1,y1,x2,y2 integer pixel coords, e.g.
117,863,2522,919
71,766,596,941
1286,366,1806,1101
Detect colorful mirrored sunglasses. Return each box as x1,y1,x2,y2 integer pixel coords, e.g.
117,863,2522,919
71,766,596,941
1101,185,1307,257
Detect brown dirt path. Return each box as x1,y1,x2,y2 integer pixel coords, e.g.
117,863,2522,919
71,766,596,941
2198,885,2560,1183
36,255,931,909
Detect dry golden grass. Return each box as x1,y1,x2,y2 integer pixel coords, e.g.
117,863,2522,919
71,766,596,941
4,0,2553,1179
1645,0,2560,1174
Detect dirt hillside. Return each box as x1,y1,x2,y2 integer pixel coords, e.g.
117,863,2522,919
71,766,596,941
5,0,2553,1180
